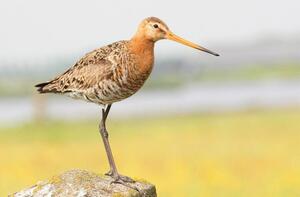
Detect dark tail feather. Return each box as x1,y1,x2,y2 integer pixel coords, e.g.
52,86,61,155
35,82,52,93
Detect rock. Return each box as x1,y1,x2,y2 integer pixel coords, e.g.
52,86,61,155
11,169,157,197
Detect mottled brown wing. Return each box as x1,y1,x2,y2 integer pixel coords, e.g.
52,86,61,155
35,45,116,94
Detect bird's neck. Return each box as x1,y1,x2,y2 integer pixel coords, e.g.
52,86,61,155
129,34,155,75
129,34,155,55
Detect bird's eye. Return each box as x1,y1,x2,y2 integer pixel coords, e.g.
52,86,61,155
153,24,158,28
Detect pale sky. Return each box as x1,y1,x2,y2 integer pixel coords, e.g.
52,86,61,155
0,0,299,62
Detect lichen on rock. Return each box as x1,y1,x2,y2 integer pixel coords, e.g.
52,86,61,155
11,169,157,197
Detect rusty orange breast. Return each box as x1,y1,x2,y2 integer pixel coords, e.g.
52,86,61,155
128,36,155,77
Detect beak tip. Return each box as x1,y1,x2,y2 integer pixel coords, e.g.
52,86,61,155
208,51,220,56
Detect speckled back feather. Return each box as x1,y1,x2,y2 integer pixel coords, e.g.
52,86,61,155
35,40,154,105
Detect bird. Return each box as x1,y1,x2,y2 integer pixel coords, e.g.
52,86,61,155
35,17,219,184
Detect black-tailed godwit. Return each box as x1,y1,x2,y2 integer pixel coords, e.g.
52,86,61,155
36,17,219,184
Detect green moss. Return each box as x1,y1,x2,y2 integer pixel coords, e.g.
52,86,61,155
50,176,63,185
32,184,44,194
112,189,139,197
134,178,150,184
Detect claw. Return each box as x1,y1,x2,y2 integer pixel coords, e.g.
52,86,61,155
105,170,113,176
107,173,139,192
112,174,135,183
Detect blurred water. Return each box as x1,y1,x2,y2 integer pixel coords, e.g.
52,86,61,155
0,79,300,126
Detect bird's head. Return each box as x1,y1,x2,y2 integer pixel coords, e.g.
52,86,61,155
135,17,219,56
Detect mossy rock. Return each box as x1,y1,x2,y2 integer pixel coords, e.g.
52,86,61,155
11,169,156,197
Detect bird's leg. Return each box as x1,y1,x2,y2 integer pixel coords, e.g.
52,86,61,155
99,104,135,184
99,104,117,175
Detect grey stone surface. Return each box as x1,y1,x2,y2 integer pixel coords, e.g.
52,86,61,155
11,169,157,197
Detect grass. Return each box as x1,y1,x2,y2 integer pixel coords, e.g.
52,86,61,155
1,109,300,196
145,63,300,89
192,63,300,82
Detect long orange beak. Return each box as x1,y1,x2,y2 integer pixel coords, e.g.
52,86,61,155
166,32,219,56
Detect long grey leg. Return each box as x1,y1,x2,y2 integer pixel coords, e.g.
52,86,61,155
99,104,136,187
99,104,119,176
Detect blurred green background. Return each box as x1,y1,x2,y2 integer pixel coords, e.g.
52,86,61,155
1,0,300,196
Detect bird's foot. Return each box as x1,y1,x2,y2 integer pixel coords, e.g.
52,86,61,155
105,170,113,177
106,171,138,192
111,174,135,184
105,170,134,183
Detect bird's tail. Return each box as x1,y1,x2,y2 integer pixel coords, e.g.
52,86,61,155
35,81,58,93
